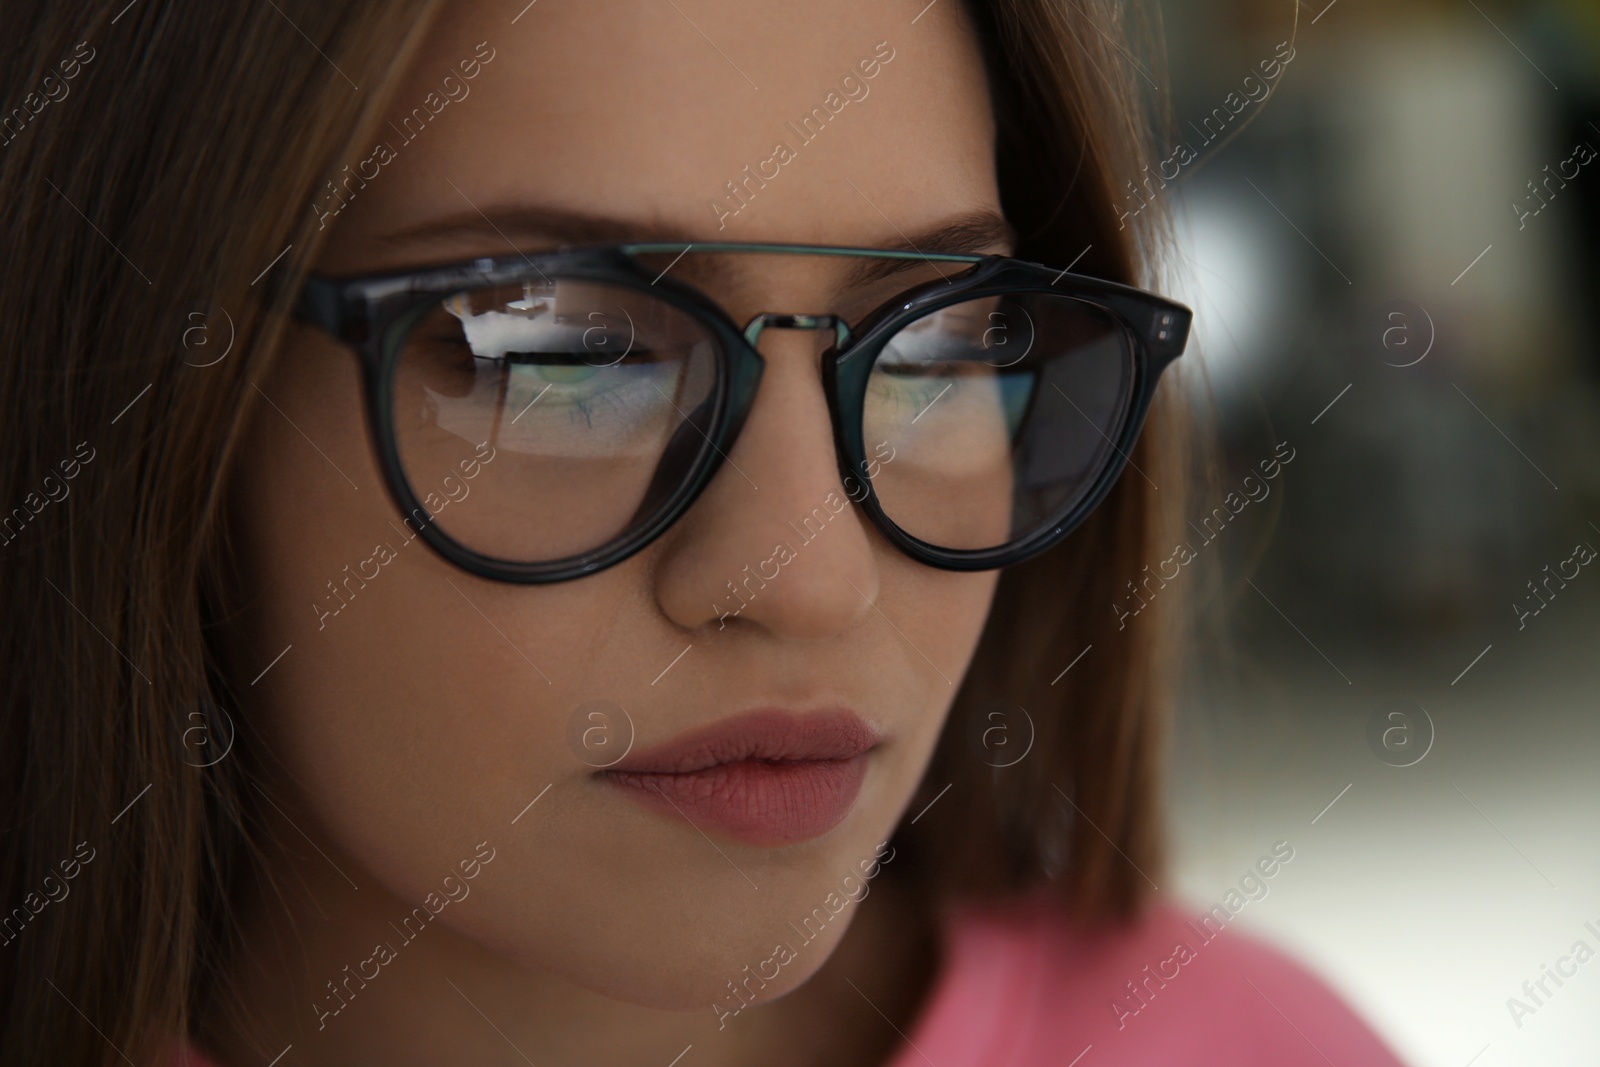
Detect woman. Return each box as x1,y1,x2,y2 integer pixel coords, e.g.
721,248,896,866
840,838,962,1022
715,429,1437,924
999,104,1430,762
0,0,1406,1063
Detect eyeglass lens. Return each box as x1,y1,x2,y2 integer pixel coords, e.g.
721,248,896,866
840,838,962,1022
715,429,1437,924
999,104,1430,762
863,291,1133,551
388,274,1136,565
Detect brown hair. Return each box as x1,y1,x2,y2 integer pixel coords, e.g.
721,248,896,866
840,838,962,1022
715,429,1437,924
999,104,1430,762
0,0,1183,1061
903,0,1184,922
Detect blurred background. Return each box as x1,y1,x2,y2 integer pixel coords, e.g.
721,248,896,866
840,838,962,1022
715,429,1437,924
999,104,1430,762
1146,0,1600,1063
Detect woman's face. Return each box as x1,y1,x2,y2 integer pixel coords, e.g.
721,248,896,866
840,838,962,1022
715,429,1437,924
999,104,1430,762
228,0,1003,1012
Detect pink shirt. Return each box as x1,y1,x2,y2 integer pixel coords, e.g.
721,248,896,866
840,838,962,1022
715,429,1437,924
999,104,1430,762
175,895,1407,1066
885,893,1408,1066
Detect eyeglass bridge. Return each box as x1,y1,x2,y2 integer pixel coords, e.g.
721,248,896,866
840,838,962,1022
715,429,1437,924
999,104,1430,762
741,313,854,351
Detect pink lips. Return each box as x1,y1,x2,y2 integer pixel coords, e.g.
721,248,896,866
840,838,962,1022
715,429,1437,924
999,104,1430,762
601,708,880,848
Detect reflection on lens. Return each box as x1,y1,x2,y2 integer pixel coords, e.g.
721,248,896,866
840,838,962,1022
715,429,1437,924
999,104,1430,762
391,279,719,563
864,293,1133,551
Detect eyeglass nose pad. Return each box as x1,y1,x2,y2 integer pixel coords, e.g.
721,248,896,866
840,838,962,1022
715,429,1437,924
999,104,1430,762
730,312,860,495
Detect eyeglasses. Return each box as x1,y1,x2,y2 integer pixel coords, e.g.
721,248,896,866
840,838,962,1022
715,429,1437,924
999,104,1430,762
295,242,1190,584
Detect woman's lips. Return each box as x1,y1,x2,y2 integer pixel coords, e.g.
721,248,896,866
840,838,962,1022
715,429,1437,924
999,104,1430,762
600,708,880,848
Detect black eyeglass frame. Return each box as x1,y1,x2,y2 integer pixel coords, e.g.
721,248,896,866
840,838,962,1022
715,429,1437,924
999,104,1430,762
294,241,1191,584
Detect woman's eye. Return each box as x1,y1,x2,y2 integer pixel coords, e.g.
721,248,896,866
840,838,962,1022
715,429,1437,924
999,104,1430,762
868,365,955,412
879,360,962,379
529,361,603,384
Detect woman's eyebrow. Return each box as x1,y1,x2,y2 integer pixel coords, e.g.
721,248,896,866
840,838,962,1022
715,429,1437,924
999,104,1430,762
371,203,1016,266
836,209,1016,289
372,204,681,252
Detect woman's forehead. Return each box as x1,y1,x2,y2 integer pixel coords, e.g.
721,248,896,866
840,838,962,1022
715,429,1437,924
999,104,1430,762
315,0,1001,274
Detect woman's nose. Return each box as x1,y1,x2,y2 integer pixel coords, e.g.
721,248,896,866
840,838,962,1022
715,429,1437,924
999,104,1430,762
649,325,881,640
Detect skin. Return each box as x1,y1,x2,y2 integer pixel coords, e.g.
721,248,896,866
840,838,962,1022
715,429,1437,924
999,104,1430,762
216,1,1006,1063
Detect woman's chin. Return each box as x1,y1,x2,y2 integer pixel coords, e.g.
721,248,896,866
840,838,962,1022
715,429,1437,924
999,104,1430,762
561,958,825,1015
505,922,848,1014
